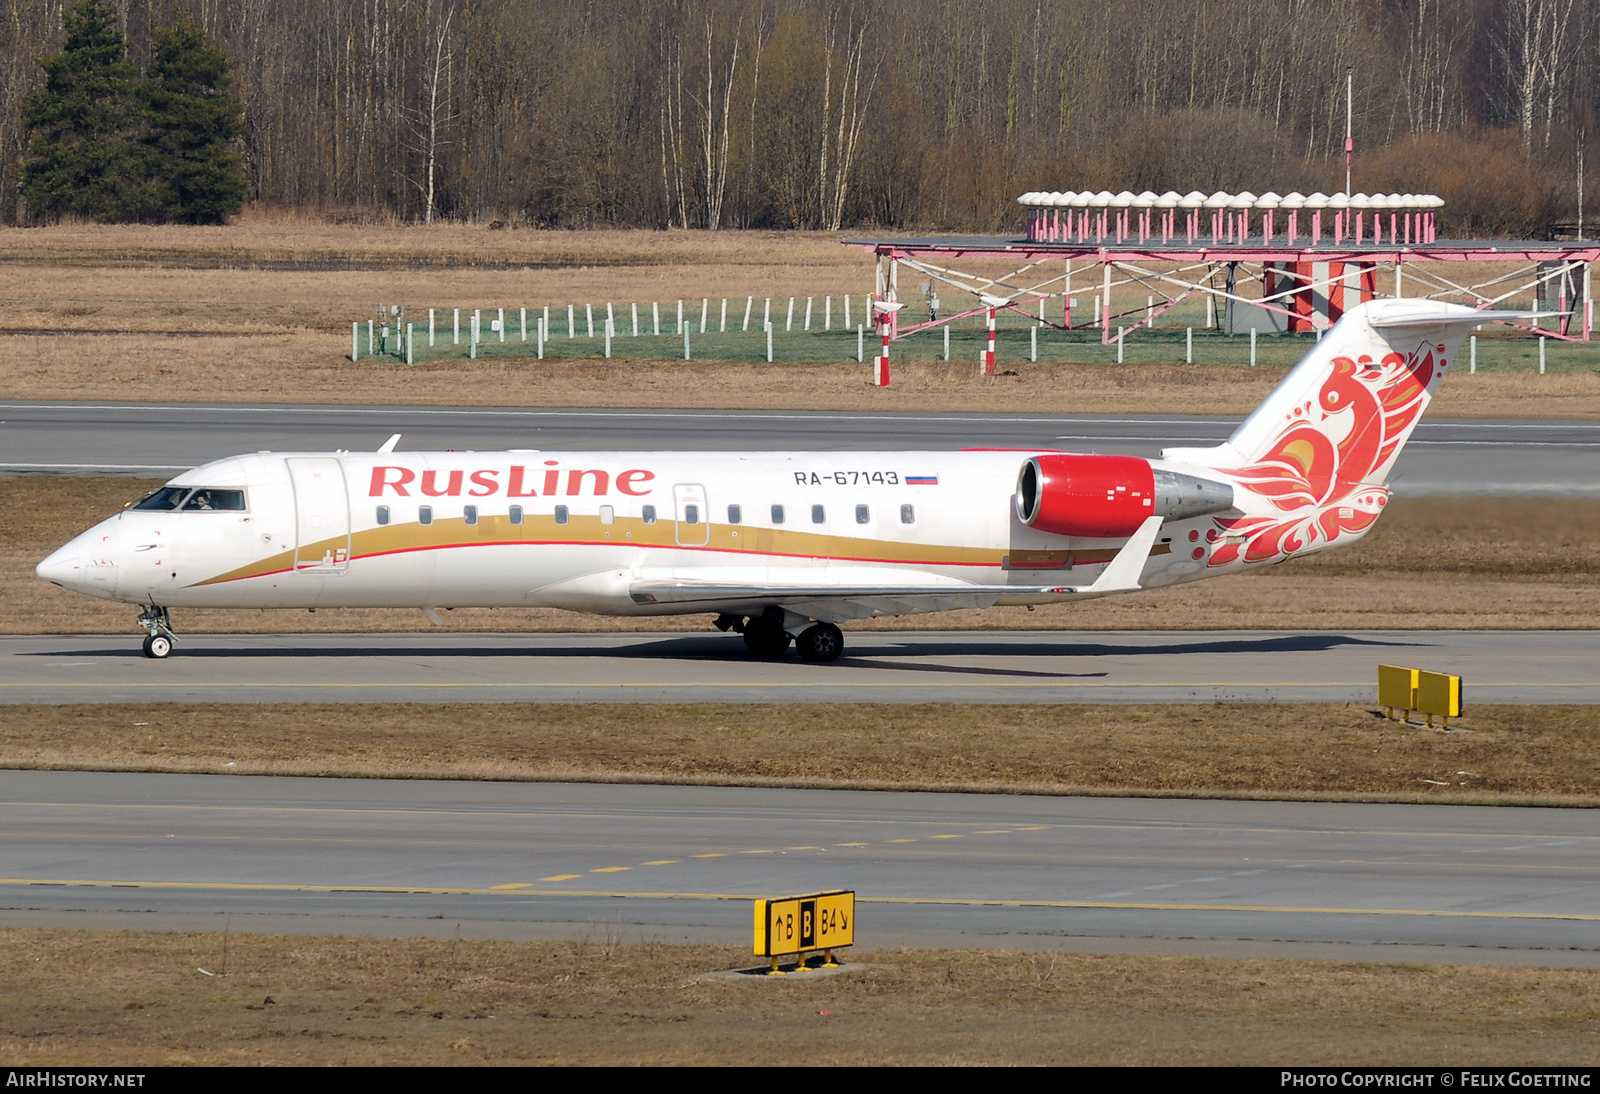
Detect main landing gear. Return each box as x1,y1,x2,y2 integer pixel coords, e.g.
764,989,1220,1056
138,604,175,659
714,611,844,662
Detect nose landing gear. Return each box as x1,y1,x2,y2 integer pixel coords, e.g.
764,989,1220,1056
137,605,176,659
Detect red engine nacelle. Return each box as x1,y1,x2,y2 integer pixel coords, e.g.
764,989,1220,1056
1015,453,1156,538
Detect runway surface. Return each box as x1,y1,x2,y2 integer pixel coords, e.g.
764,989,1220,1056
2,401,1596,496
2,772,1594,964
3,629,1595,704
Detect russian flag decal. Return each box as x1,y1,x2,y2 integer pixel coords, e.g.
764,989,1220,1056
905,474,939,485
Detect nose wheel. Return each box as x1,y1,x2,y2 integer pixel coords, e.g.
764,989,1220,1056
137,605,176,659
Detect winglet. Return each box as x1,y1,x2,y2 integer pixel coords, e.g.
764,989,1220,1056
378,433,401,454
1085,515,1164,594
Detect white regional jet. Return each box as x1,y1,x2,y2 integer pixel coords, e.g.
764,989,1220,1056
37,301,1513,660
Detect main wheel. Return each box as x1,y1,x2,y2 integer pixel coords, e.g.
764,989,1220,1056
742,617,791,658
796,623,844,662
142,634,172,659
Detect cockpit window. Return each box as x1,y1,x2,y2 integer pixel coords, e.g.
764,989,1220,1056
133,486,246,511
132,486,189,510
180,489,246,511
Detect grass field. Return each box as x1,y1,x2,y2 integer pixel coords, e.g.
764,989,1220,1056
3,931,1595,1065
11,477,1600,634
2,222,1597,415
5,701,1596,805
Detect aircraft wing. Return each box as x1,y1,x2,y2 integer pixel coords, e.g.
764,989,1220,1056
628,516,1163,620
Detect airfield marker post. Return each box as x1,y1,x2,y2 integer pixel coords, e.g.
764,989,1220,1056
825,296,832,330
1117,326,1124,363
537,315,545,359
453,308,460,345
743,296,753,331
766,321,774,363
567,305,574,339
607,302,615,337
787,297,795,331
605,317,613,358
856,323,863,362
720,298,727,332
652,301,660,336
1540,336,1547,374
519,307,526,342
983,306,996,375
844,294,851,328
875,314,891,386
368,320,374,356
351,322,359,361
632,303,639,337
944,324,950,360
469,314,478,359
677,299,684,334
764,298,771,330
1147,295,1154,327
406,323,414,365
684,324,691,360
701,297,708,333
1186,327,1193,363
429,309,436,347
1250,327,1257,367
542,306,550,342
586,303,594,338
1470,335,1476,373
805,297,813,331
1030,324,1038,362
498,307,505,342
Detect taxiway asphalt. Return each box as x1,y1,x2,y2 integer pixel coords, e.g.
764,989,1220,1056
2,629,1595,704
2,771,1593,964
2,402,1597,495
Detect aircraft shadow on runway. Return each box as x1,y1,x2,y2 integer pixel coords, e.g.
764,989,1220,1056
34,631,1425,678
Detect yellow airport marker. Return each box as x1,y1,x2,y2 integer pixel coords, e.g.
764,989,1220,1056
642,860,679,866
788,846,822,851
1016,826,1049,831
740,849,776,855
692,853,725,859
540,874,582,882
886,839,915,844
590,866,632,873
834,843,868,847
490,882,533,890
976,830,1010,835
930,834,963,840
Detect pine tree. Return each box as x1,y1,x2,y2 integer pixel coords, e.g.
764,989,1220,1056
18,0,143,221
140,11,247,224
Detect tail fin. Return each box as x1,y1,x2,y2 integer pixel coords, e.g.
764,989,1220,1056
1163,301,1523,493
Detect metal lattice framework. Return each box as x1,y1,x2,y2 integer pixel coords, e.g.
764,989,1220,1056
844,235,1600,346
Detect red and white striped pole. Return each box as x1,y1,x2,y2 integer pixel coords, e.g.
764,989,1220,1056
876,312,891,386
983,306,997,375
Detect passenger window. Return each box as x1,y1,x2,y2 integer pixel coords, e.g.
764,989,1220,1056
419,505,433,526
600,505,615,525
727,504,742,524
642,505,657,525
509,505,523,525
812,504,825,524
555,505,569,525
901,504,915,524
855,504,870,524
180,488,246,511
771,504,784,524
464,505,478,525
684,504,699,525
376,505,390,526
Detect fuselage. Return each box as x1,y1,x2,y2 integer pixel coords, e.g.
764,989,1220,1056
36,448,1274,616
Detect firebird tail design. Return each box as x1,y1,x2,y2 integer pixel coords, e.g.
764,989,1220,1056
1161,301,1528,566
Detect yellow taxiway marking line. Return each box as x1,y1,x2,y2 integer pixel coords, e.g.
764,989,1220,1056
930,834,963,840
4,877,1596,923
540,874,582,882
886,839,916,843
490,882,533,890
834,843,868,847
589,866,631,874
788,846,822,851
1015,826,1050,831
642,860,679,866
975,830,1011,835
692,853,725,859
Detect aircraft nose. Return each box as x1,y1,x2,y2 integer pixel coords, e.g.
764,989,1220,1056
36,542,83,587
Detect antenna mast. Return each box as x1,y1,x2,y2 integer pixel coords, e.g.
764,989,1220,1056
1344,65,1353,194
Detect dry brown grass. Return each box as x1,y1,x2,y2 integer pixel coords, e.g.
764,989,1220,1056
2,930,1595,1065
10,477,1600,634
6,702,1597,805
0,223,1594,415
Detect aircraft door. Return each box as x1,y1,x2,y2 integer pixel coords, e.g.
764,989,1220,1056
287,457,351,573
673,483,710,547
